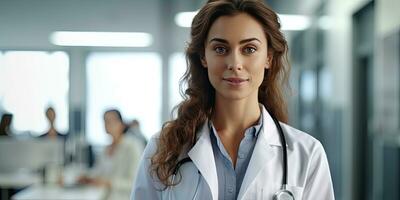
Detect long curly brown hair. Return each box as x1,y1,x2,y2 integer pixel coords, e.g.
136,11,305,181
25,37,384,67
151,0,290,187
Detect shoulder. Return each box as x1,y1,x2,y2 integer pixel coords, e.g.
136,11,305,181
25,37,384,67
279,123,332,183
39,133,47,138
279,122,325,156
131,133,164,199
57,132,67,139
278,124,334,198
141,132,161,158
122,135,147,149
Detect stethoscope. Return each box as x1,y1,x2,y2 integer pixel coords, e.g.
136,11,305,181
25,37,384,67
168,113,295,200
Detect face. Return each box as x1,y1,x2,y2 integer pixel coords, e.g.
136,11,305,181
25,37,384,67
46,109,56,122
202,13,270,101
104,112,124,137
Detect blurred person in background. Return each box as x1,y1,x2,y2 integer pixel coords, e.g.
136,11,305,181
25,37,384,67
0,113,13,136
78,109,143,200
125,119,147,149
40,106,66,140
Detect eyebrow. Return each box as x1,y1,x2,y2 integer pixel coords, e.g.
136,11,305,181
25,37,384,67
208,37,261,44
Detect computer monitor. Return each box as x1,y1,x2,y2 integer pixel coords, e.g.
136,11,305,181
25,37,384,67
0,137,63,172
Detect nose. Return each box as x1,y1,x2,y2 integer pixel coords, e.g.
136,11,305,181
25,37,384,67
226,51,243,71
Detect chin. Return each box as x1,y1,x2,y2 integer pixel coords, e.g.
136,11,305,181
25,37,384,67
218,90,253,101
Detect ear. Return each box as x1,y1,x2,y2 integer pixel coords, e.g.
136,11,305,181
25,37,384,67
265,54,272,69
200,55,208,68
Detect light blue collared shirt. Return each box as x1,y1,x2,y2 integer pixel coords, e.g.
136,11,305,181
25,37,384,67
209,112,263,200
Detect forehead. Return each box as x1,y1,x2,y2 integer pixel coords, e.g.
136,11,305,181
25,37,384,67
105,112,119,120
207,13,267,43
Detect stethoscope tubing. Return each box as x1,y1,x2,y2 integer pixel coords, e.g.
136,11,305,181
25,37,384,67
269,112,288,186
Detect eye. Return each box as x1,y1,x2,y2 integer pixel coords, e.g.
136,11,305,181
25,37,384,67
243,46,257,54
214,46,228,55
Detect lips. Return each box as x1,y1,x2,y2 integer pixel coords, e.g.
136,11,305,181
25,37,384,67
223,77,249,84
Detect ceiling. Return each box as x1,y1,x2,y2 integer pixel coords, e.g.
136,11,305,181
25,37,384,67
0,0,319,50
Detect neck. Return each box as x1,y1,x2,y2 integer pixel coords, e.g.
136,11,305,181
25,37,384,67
212,94,261,136
112,133,123,145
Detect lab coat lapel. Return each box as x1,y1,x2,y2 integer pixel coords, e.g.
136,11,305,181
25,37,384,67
237,107,281,199
188,122,218,200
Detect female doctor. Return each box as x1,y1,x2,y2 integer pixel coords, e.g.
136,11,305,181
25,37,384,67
131,0,335,199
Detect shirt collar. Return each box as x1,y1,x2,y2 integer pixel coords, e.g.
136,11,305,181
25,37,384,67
252,109,263,137
208,105,264,138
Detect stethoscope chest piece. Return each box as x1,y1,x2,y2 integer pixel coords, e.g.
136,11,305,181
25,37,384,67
273,189,295,200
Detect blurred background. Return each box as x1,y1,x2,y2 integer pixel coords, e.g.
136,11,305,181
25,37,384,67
0,0,399,199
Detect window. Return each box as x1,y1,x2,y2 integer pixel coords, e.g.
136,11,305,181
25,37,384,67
0,51,69,135
300,69,317,103
169,52,187,113
86,52,162,146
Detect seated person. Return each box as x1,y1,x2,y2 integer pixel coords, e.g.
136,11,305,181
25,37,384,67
40,107,66,140
0,113,13,136
77,109,143,200
125,119,147,149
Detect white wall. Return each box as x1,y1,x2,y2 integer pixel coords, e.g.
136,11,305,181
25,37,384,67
377,0,400,36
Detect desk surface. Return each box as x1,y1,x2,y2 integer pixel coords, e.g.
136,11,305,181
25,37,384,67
0,172,40,188
12,184,107,200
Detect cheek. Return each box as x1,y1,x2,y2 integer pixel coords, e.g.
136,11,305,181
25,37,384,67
208,66,220,76
207,68,220,87
249,63,266,84
206,59,224,77
255,71,265,85
105,125,111,133
105,123,117,131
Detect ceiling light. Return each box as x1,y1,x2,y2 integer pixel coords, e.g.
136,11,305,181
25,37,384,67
175,11,198,28
278,14,311,31
50,31,153,47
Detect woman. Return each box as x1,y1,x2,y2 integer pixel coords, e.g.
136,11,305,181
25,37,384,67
78,109,143,200
132,0,334,199
40,107,66,139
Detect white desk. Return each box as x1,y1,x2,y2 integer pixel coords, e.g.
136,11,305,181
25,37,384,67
0,171,41,200
12,184,107,200
0,172,41,188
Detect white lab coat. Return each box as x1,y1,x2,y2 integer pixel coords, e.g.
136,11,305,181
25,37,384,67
131,107,335,200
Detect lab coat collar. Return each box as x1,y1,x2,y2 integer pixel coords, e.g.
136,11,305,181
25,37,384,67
261,106,289,147
237,106,286,199
188,122,219,200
